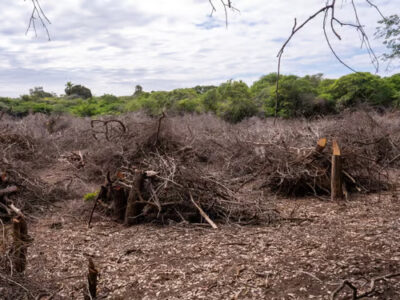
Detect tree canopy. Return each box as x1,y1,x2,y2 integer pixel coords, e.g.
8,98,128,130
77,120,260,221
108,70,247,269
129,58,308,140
65,82,92,99
377,14,400,60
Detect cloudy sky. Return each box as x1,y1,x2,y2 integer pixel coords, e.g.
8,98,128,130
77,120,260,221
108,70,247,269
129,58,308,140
0,0,398,97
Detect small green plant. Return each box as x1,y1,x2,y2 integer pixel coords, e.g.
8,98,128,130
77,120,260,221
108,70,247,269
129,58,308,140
83,191,98,202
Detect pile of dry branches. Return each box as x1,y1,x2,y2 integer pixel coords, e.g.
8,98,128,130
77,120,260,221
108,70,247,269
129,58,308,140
1,110,399,227
87,114,278,226
0,115,75,220
258,111,400,197
0,133,47,218
83,110,400,226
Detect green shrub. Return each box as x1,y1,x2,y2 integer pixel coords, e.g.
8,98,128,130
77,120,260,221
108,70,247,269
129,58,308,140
174,97,203,114
0,72,398,120
83,191,98,202
70,99,99,116
29,87,54,98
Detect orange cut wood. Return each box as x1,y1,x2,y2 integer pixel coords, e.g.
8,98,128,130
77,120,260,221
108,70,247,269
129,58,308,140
332,140,341,156
315,138,327,153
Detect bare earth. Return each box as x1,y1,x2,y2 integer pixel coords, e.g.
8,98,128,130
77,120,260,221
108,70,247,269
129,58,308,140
27,192,400,299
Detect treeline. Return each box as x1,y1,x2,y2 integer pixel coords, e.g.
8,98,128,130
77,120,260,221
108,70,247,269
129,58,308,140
1,72,399,122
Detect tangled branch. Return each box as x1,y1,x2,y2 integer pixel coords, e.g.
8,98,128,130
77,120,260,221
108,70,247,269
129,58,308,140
90,119,127,142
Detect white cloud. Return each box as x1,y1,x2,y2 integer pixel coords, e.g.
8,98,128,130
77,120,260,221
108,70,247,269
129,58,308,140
0,0,398,97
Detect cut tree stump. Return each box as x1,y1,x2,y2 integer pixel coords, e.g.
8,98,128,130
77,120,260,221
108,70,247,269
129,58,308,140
315,137,327,153
124,171,145,226
331,140,343,201
85,258,98,300
112,187,127,221
11,215,29,272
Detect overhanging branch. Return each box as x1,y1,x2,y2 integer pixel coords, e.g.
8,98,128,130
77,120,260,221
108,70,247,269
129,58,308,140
25,0,51,40
208,0,239,27
274,0,384,122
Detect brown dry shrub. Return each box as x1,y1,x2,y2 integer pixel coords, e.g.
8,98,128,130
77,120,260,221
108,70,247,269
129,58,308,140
1,110,399,223
75,110,400,224
0,114,86,215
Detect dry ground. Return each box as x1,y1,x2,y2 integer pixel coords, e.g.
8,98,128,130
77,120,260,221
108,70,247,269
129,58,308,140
24,192,400,300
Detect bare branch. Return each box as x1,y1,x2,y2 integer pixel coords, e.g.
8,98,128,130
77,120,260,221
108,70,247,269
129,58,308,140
274,0,385,121
209,0,239,27
323,9,357,73
365,0,386,20
208,0,217,16
331,273,400,299
274,1,336,122
25,0,51,40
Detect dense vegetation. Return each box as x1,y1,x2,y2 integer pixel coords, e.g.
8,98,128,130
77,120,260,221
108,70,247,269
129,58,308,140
1,72,399,122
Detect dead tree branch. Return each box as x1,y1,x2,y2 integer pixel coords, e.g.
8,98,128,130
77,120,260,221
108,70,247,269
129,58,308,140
0,186,18,197
91,119,127,142
274,0,383,122
155,112,166,146
208,0,239,27
331,273,400,299
25,0,51,40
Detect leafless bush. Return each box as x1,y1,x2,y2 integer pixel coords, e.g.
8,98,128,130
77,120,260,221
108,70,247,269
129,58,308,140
1,110,400,226
78,110,400,226
238,111,400,196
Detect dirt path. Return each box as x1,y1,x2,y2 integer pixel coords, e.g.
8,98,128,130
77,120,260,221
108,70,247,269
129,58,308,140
23,192,400,300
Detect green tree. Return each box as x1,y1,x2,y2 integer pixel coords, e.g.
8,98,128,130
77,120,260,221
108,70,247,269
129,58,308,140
216,80,258,123
193,85,217,94
384,73,400,92
376,15,400,60
65,81,73,93
303,73,324,88
175,97,202,114
250,73,278,96
168,88,198,103
65,82,92,99
265,75,318,118
384,73,400,107
133,85,143,97
140,91,170,115
201,88,220,112
328,72,395,109
29,86,53,98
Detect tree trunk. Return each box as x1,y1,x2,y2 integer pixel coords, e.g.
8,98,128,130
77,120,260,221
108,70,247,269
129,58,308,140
112,188,127,221
331,140,343,201
11,215,29,272
85,258,98,300
124,172,145,226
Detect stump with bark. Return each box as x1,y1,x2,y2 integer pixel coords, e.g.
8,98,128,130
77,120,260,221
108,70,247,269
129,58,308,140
331,140,343,201
11,215,30,273
124,171,145,226
84,258,99,300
